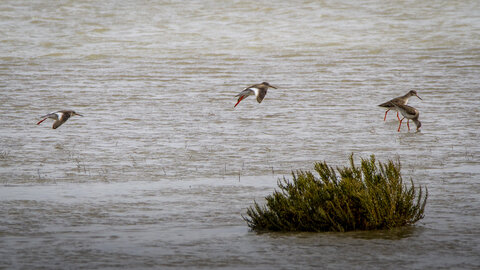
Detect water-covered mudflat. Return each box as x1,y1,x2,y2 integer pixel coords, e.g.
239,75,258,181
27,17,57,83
1,0,479,269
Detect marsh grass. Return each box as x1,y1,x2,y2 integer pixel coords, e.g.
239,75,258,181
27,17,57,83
243,154,427,232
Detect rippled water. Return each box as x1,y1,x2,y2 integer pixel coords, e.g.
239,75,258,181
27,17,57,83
1,0,479,269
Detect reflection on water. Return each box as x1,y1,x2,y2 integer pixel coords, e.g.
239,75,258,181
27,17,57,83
347,226,420,240
1,0,480,269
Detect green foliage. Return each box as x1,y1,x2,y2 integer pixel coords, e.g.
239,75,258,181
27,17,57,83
243,154,427,232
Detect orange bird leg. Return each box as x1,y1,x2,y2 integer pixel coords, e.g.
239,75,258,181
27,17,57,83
397,118,404,132
383,109,390,121
37,118,47,125
234,96,245,108
407,120,410,131
397,112,401,121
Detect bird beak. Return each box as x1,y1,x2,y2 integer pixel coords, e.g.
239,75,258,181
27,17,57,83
270,85,277,89
77,113,84,117
416,94,422,100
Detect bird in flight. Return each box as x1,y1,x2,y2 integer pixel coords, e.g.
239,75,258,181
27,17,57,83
234,82,277,108
37,110,83,129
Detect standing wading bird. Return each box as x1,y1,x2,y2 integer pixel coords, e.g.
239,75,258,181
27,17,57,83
390,102,421,132
37,110,83,129
234,82,277,108
378,90,422,121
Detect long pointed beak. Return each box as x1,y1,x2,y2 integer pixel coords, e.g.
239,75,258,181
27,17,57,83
416,94,422,100
77,113,84,117
270,85,277,89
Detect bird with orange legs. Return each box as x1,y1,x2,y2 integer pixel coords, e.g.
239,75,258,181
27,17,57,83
390,103,422,132
378,90,422,121
234,82,277,108
37,110,83,129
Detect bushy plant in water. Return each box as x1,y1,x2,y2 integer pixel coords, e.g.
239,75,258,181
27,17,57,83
244,155,427,232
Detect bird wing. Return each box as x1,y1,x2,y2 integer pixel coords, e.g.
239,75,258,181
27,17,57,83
39,112,60,120
390,96,407,105
52,120,65,129
402,105,418,117
379,92,410,108
379,98,404,109
391,103,417,118
52,113,71,129
256,88,267,103
235,88,255,97
378,100,395,108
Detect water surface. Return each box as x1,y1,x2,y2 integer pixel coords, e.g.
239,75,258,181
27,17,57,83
1,0,479,269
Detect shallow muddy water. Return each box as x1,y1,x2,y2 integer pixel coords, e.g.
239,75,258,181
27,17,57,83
1,0,479,269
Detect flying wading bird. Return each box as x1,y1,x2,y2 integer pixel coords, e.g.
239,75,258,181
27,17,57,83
37,110,83,129
378,90,422,121
234,82,277,108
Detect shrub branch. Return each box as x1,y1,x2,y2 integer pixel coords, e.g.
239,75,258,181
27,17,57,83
243,154,428,232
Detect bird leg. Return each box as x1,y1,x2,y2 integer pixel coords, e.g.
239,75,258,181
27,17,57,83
234,96,245,108
397,118,404,132
397,111,401,121
407,120,410,131
384,109,390,121
37,118,48,125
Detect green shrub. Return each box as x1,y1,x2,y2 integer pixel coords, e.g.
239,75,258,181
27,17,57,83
243,154,427,232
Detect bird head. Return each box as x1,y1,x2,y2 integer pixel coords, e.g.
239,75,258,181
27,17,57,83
409,90,422,100
262,82,277,89
72,111,84,117
415,120,422,131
